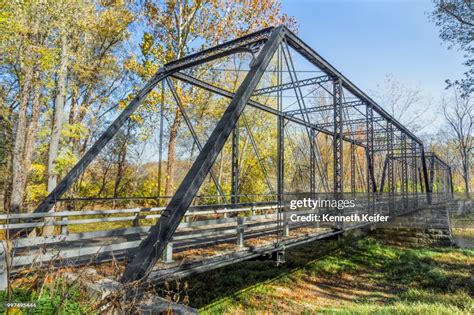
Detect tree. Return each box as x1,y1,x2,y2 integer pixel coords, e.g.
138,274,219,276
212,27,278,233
431,0,474,97
0,1,56,212
0,0,134,213
442,88,473,198
128,0,296,198
373,74,426,132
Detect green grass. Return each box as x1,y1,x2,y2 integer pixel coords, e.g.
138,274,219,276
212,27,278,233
0,279,96,314
167,237,473,314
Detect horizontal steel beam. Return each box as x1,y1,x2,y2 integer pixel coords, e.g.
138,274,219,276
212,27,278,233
285,100,365,116
342,128,386,136
317,117,384,128
252,75,332,96
165,27,273,71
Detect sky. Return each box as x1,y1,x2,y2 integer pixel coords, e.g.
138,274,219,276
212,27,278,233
281,0,466,134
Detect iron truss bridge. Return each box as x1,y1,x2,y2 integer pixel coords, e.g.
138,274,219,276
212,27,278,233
1,26,453,288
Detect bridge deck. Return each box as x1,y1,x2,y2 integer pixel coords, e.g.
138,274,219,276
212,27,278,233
1,193,451,286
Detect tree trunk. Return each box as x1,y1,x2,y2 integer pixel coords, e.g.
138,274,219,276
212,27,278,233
164,110,181,197
10,65,33,213
48,32,68,194
462,152,471,198
113,139,128,198
20,76,42,211
44,32,68,235
2,103,14,212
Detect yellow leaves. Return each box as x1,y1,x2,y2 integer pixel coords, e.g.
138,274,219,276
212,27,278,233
63,123,88,141
26,183,48,204
141,32,154,56
118,98,130,111
34,46,58,71
130,113,144,124
30,163,46,177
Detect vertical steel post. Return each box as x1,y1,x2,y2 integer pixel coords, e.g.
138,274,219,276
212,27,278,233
333,78,343,229
231,124,239,204
333,78,343,194
310,128,316,196
387,123,394,213
449,166,454,198
350,141,356,195
158,81,165,203
421,147,431,204
277,45,285,242
365,102,376,220
401,133,408,210
429,155,435,203
412,142,418,207
365,103,377,193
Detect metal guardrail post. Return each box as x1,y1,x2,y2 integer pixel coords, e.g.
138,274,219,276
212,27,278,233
237,217,244,247
61,216,68,235
162,242,173,264
283,212,289,237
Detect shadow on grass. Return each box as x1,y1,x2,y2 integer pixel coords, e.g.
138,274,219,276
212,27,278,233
154,235,344,309
155,236,474,313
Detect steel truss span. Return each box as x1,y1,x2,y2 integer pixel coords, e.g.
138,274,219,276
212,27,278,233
22,26,452,286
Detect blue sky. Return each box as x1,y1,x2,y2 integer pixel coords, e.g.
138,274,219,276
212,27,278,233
282,0,466,132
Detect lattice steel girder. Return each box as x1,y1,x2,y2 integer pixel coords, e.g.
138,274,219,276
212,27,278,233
166,27,273,70
412,142,418,201
343,128,386,136
121,26,285,283
252,75,332,96
350,142,356,193
231,124,239,204
333,78,344,193
429,154,435,193
284,100,365,116
386,123,395,197
319,117,384,128
401,134,408,207
366,102,377,193
172,72,366,147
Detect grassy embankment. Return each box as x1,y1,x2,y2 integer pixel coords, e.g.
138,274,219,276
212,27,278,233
167,237,473,314
451,209,474,237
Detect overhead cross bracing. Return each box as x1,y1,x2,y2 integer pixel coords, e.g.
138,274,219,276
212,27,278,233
14,25,452,287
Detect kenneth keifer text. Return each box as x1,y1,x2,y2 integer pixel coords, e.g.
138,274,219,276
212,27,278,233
290,213,389,223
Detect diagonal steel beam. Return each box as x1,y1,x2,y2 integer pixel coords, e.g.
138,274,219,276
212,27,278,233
121,26,285,284
166,78,227,202
33,70,170,214
241,114,275,194
281,40,330,192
